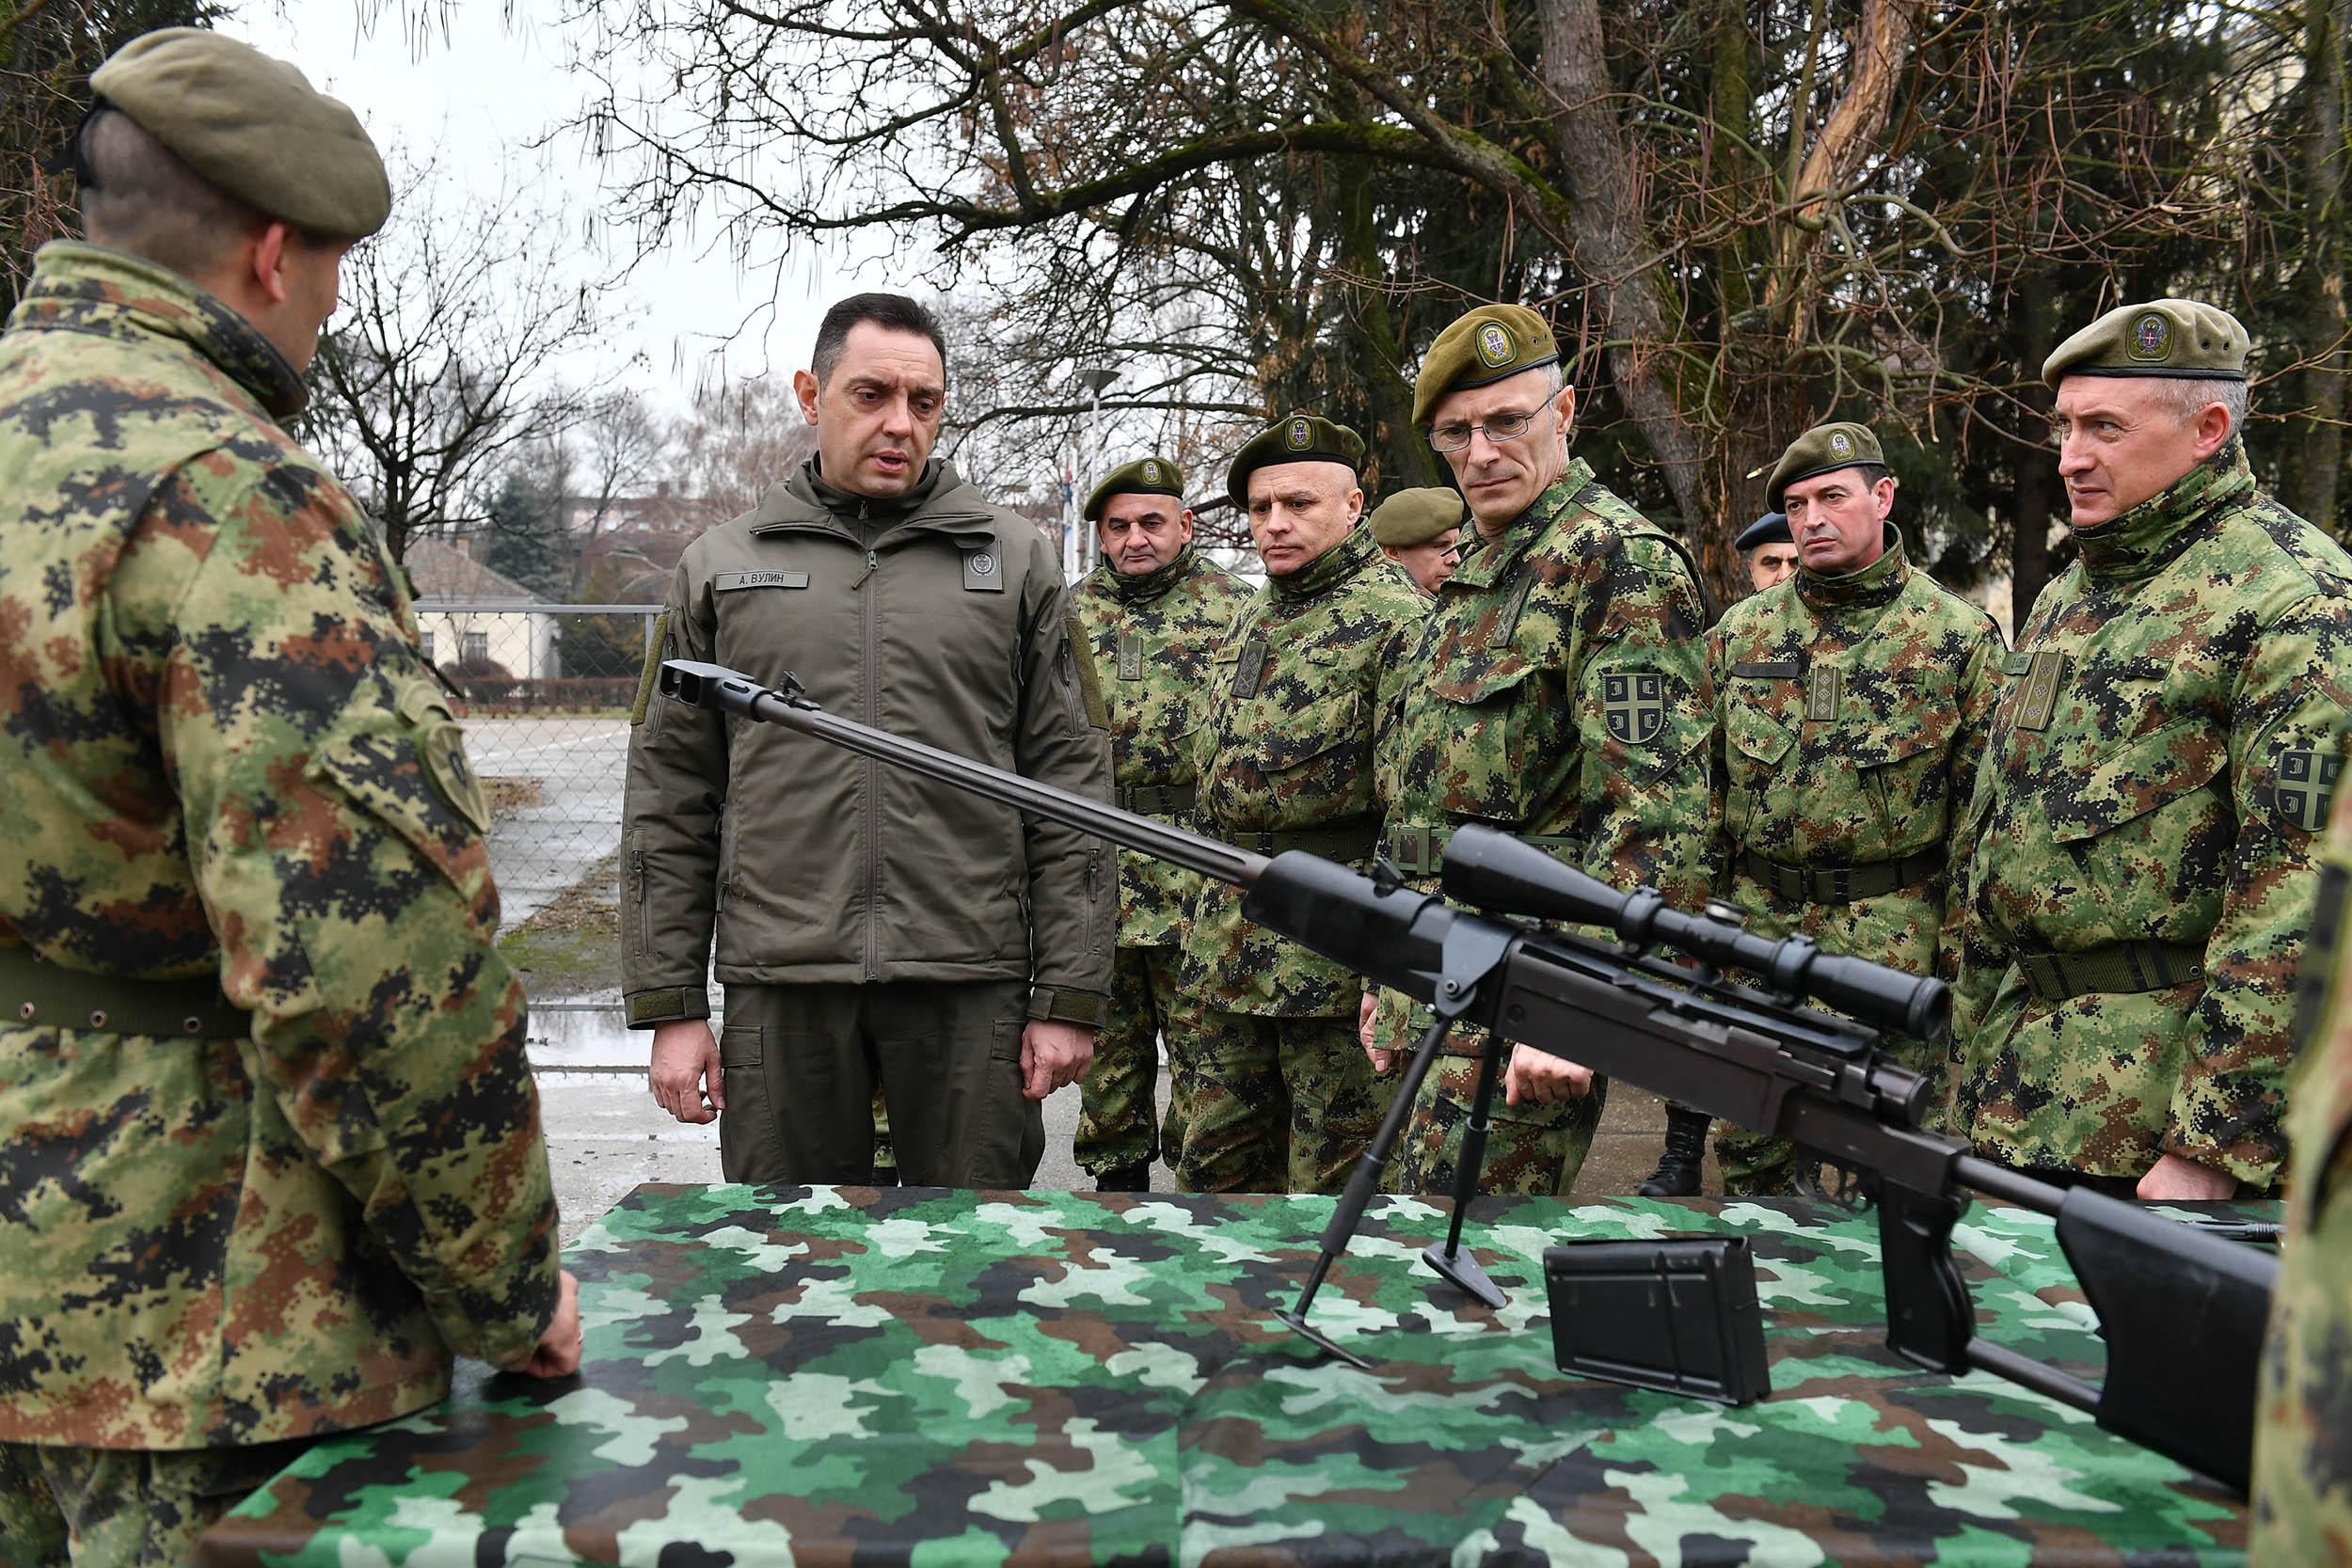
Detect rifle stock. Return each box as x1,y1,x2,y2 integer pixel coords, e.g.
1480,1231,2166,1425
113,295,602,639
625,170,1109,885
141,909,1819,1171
659,659,2277,1497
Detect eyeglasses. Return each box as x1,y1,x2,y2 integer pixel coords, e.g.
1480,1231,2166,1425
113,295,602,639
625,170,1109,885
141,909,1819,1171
1427,405,1549,452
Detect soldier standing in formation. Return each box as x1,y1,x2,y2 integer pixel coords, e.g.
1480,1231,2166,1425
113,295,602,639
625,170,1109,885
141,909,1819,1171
1363,305,1717,1197
628,293,1113,1186
1180,416,1423,1193
1368,485,1466,595
2251,722,2352,1558
1736,510,1799,593
1946,300,2352,1199
1069,457,1250,1191
0,32,579,1561
1664,422,2003,1197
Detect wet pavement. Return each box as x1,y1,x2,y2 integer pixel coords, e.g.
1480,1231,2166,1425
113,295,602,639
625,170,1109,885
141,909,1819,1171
469,716,630,928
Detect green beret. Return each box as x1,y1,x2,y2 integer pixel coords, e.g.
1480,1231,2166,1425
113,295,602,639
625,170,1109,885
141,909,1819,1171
1226,414,1364,508
1767,421,1885,509
2042,299,2250,387
1411,304,1559,427
1084,455,1186,522
1369,486,1465,548
91,29,391,239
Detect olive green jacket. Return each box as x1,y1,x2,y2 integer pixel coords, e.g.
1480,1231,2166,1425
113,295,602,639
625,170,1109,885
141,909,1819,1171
623,459,1115,1025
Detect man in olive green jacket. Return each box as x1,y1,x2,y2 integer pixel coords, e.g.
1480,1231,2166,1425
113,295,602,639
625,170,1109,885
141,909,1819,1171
626,294,1114,1187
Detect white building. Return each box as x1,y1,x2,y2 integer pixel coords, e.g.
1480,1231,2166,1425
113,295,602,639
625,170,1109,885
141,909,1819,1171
407,538,556,678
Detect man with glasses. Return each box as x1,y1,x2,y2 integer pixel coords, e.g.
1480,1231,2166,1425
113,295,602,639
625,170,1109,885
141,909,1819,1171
1362,305,1716,1197
1370,486,1466,596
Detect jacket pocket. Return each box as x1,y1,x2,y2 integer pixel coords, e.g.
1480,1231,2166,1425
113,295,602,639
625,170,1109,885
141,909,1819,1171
308,677,497,919
1856,713,1955,848
1724,698,1795,843
1426,654,1543,822
2047,720,2227,843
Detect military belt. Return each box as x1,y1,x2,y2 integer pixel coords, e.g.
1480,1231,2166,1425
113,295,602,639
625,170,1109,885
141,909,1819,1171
1118,783,1197,817
2017,941,2206,1003
1739,846,1947,906
1219,819,1381,862
1383,823,1578,877
0,944,248,1038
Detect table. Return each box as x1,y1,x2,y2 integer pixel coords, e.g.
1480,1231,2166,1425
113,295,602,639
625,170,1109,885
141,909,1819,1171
201,1185,2250,1565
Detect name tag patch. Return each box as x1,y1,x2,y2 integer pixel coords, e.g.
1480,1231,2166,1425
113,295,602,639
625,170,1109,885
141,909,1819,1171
714,570,809,592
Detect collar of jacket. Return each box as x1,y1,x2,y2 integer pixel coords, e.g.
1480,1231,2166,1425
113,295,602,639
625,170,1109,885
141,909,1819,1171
1268,519,1382,601
1795,522,1908,613
1451,459,1593,591
2074,436,2257,584
1097,543,1201,604
803,455,947,518
9,241,307,419
755,456,993,540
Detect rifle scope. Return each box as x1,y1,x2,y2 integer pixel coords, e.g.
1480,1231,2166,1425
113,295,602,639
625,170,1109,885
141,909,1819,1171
1440,827,1950,1042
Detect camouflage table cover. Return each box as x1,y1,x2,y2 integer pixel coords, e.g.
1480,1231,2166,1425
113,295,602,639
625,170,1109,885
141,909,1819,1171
201,1185,2252,1566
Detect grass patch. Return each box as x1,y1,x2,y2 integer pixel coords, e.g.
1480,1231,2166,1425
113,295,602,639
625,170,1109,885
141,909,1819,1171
484,777,548,821
500,847,623,999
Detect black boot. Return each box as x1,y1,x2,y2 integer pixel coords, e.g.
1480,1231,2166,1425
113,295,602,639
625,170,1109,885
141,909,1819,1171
1095,1162,1151,1194
1636,1106,1710,1197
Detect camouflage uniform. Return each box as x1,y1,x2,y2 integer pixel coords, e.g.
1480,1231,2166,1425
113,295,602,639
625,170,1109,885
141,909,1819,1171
2250,721,2352,1561
1710,526,2003,1193
0,243,559,1537
1180,525,1421,1193
1372,462,1715,1197
1947,437,2352,1186
1070,545,1249,1176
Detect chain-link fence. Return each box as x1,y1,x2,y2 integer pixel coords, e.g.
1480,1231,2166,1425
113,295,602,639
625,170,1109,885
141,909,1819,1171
421,602,657,991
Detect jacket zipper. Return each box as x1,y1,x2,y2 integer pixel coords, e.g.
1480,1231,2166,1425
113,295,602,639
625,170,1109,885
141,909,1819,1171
863,537,882,981
632,846,650,958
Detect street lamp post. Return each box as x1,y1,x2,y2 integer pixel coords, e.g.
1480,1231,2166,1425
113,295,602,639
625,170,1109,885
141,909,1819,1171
1071,363,1121,580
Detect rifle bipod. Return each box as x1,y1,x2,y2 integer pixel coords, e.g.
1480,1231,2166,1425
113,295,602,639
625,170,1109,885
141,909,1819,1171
1279,913,1516,1364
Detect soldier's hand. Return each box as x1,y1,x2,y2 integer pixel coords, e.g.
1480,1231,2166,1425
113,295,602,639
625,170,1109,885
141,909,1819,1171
1503,1042,1592,1107
1359,992,1395,1073
650,1020,724,1123
2136,1151,2238,1201
516,1269,583,1379
1021,1020,1095,1100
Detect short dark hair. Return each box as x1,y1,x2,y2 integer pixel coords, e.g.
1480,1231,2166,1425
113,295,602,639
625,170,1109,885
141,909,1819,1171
1852,462,1894,488
811,293,947,389
75,107,266,276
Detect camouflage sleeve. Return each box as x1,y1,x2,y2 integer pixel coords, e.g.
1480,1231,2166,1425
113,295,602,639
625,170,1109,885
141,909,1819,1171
1572,535,1717,908
161,465,560,1372
1934,617,2006,981
621,558,724,1027
1703,613,1736,899
2190,592,2352,1182
1014,541,1116,1024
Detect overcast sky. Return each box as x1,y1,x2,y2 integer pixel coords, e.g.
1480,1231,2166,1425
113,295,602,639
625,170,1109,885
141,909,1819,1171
238,0,863,416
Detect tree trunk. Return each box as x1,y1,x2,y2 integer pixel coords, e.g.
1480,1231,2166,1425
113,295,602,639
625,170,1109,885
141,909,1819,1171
1536,0,1719,589
2292,0,2350,534
1335,151,1440,491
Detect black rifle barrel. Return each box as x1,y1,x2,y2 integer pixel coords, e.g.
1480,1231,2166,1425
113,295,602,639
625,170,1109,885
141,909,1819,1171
657,660,1269,889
